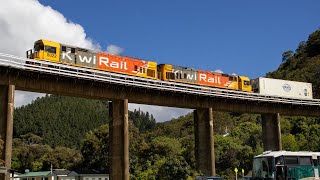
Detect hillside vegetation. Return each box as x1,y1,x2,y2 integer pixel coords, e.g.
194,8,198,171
13,95,156,149
13,95,110,148
9,29,320,179
267,29,320,98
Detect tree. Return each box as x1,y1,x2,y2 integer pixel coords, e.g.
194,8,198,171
43,147,82,170
282,50,293,62
131,136,195,180
80,121,149,174
306,29,320,57
81,124,110,172
129,109,156,132
213,112,234,135
20,133,44,145
131,156,166,180
214,135,256,179
295,41,307,57
148,136,182,157
231,122,262,149
11,138,52,172
282,134,299,151
156,156,193,180
129,121,148,175
290,117,309,135
303,124,320,151
11,135,82,173
180,135,196,169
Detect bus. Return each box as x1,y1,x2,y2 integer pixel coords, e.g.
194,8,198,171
252,151,320,180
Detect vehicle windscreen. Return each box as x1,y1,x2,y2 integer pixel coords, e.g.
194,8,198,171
253,157,275,179
34,43,44,52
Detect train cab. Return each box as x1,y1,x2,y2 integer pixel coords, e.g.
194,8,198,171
26,39,60,62
238,76,252,92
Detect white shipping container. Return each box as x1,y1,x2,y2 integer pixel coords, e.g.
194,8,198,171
251,77,313,99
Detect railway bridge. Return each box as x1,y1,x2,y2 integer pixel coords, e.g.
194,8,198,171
1,53,320,180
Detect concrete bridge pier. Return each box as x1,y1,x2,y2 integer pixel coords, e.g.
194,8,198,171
0,85,15,180
109,99,129,180
194,108,216,176
261,113,282,151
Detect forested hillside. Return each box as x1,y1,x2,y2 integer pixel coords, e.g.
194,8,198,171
265,29,320,153
13,95,156,149
14,95,110,148
267,29,320,98
10,29,320,179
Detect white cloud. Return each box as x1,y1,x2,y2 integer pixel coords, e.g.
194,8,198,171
14,91,46,107
0,0,101,108
0,0,100,56
214,69,224,73
106,45,124,55
129,104,192,122
2,0,188,122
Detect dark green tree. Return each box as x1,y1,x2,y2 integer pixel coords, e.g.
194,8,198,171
306,29,320,57
11,134,82,173
282,50,293,62
11,137,51,172
282,134,299,151
156,156,193,180
81,124,110,172
43,147,82,170
231,121,262,149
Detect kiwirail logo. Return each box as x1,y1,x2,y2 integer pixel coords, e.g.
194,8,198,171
99,57,128,70
199,74,222,84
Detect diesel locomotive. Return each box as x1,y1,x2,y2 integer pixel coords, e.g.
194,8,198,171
26,39,252,92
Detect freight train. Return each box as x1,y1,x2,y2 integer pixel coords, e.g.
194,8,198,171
26,39,252,92
26,39,313,99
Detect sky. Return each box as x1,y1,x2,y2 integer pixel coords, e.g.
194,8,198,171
1,0,319,121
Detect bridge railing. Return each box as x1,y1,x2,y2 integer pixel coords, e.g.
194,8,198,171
1,52,320,106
